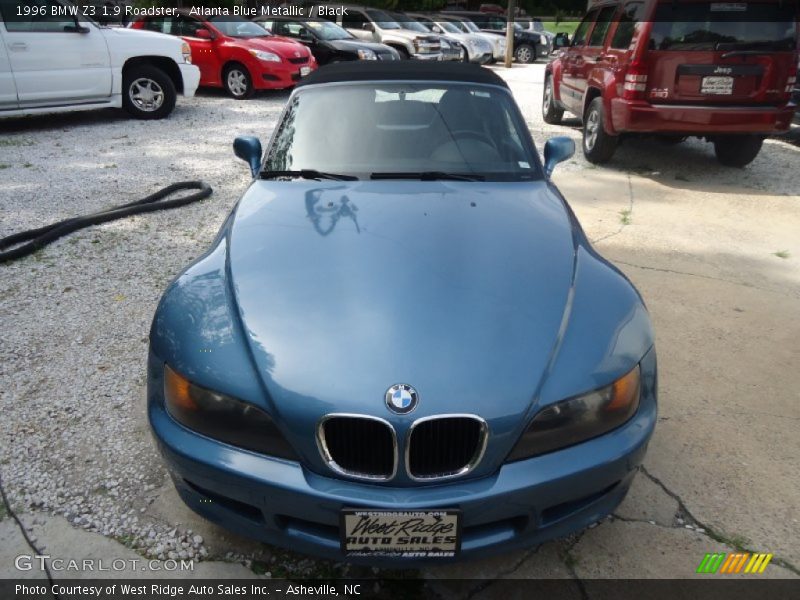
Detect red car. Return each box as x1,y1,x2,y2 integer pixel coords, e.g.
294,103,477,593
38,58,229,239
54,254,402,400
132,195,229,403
544,0,798,166
131,13,317,98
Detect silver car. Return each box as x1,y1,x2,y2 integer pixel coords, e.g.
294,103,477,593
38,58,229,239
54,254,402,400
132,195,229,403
392,12,464,61
407,13,493,64
438,14,506,63
310,4,442,61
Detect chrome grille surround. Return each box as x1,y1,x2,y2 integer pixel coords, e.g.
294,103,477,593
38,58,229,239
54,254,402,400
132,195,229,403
316,414,398,481
405,414,489,481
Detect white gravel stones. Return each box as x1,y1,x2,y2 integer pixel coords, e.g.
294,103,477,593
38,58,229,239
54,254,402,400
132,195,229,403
0,91,288,563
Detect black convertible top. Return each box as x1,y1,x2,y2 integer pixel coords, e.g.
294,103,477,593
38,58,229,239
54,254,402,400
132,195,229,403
296,61,509,89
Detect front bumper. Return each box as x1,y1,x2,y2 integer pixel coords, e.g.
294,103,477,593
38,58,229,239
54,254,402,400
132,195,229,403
148,352,656,566
178,64,200,98
252,60,315,90
470,50,493,65
610,98,796,135
411,52,444,61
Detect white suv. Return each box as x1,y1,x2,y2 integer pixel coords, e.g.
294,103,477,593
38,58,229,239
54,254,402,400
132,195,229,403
0,0,200,119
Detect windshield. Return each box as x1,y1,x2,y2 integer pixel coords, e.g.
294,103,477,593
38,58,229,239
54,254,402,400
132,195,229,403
436,20,460,34
210,16,269,38
395,16,431,33
366,9,401,29
651,3,797,51
265,83,540,181
463,20,482,33
306,19,351,40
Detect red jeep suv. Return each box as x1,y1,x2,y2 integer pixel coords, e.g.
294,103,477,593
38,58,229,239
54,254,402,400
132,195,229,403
544,0,798,166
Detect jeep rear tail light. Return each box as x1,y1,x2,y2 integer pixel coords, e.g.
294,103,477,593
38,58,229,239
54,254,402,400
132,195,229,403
622,63,648,100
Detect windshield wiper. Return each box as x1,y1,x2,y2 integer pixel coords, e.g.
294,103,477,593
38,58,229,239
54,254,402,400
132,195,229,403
717,41,792,58
260,170,358,181
720,49,786,58
370,171,485,181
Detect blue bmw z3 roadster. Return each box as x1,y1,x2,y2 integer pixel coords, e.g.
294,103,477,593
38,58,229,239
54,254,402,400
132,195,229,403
147,62,656,565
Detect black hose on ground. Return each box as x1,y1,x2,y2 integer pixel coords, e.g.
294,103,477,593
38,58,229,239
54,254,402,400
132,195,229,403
0,181,213,264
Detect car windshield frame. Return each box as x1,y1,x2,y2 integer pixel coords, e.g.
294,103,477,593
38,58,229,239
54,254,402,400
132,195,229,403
262,81,543,182
210,15,271,38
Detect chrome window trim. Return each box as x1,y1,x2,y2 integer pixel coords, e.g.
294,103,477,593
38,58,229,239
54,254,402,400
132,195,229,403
316,413,398,481
405,414,489,482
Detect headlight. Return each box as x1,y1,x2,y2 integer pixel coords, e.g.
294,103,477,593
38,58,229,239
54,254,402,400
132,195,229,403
506,365,641,461
540,34,548,45
181,42,191,64
163,364,297,460
357,48,377,60
249,49,281,63
440,40,450,50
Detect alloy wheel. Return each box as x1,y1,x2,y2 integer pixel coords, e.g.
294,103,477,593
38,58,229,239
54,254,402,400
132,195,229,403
128,78,164,113
584,110,600,151
227,70,249,97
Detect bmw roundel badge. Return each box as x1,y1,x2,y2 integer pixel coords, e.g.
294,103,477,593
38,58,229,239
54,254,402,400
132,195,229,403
385,384,419,415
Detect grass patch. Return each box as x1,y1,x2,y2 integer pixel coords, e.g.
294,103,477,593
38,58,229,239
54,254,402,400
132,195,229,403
548,21,580,36
773,250,790,259
619,209,632,225
0,501,8,521
0,138,33,147
115,533,137,549
0,164,10,170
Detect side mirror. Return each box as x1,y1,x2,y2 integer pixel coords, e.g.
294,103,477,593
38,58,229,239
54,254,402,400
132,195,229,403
233,136,263,178
195,28,213,40
299,29,314,42
554,32,569,48
543,136,575,177
362,22,374,32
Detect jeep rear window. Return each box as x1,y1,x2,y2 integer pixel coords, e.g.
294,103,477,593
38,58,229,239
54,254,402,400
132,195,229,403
650,2,797,51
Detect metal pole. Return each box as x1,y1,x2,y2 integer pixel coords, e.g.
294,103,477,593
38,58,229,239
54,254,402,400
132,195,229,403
504,0,516,68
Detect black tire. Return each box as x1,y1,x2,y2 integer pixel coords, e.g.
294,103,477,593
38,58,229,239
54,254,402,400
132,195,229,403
514,43,536,64
582,97,618,164
395,47,410,60
542,76,564,125
713,135,764,167
223,63,254,99
122,64,176,120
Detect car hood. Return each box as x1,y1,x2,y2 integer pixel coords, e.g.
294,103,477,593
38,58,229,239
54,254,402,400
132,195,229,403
227,180,577,421
234,35,310,58
326,38,391,53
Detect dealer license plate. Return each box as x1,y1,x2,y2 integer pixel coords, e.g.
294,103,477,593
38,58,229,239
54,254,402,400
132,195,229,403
300,66,311,77
340,509,461,558
701,75,733,95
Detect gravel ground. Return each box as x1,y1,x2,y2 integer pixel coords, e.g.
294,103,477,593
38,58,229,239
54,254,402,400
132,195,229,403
1,65,798,578
1,90,289,566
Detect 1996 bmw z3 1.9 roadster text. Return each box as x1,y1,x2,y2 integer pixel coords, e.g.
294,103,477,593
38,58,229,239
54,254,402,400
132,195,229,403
147,62,657,566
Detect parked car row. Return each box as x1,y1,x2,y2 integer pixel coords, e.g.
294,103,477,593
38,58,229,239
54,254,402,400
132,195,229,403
123,4,558,101
543,0,799,167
